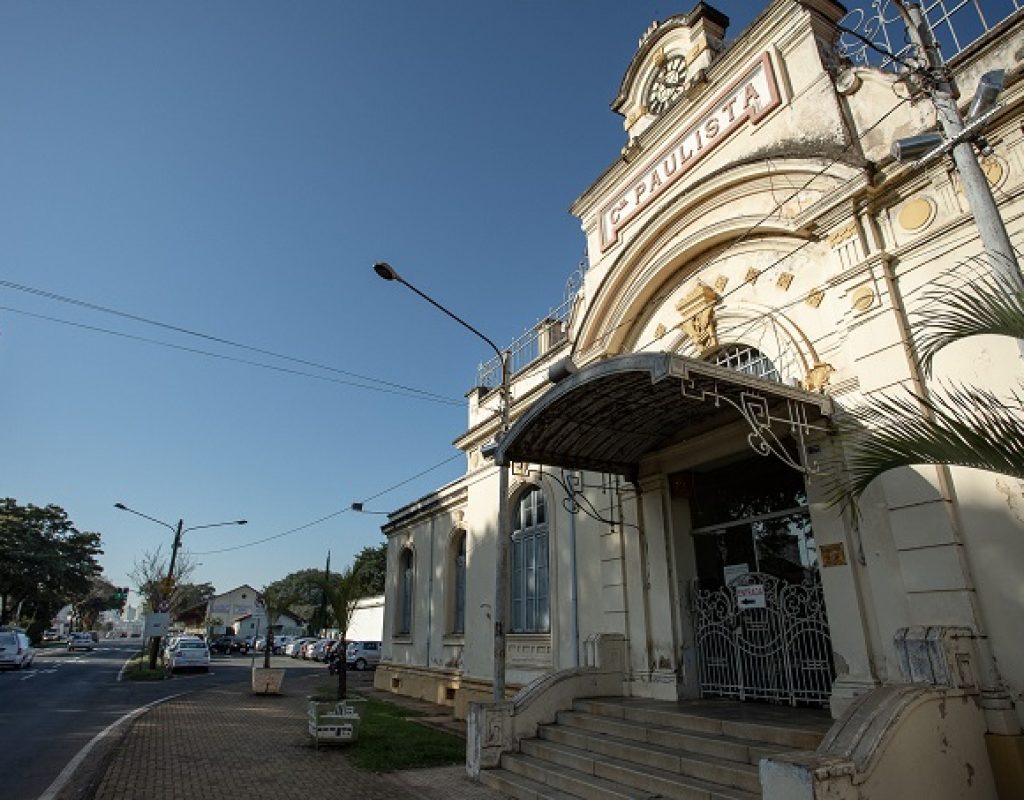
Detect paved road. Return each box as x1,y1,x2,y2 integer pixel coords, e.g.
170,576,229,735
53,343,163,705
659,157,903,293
0,643,311,800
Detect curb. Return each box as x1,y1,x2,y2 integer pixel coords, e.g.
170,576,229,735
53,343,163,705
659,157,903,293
40,692,186,800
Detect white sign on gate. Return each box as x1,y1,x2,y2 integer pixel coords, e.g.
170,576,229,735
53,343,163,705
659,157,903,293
735,584,766,610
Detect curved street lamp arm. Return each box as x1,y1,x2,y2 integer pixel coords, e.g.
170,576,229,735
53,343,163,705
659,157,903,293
113,502,175,533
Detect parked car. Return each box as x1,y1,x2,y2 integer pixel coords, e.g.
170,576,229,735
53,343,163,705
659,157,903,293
0,628,35,669
253,636,266,652
272,635,295,655
166,639,211,672
209,635,249,655
42,628,62,642
346,641,382,671
67,632,95,652
311,639,336,662
285,637,317,658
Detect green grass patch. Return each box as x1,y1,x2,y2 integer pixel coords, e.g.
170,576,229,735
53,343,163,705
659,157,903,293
121,652,168,681
308,680,464,771
347,698,465,771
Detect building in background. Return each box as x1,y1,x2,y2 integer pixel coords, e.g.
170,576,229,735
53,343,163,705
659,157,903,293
375,2,1024,798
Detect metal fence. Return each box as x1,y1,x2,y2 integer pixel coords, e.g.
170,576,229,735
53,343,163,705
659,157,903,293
838,0,1023,70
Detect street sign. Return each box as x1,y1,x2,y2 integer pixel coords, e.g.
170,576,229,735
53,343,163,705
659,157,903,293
736,584,766,610
143,613,170,640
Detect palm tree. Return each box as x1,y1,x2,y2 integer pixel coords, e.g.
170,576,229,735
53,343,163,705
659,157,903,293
832,267,1024,514
307,561,365,700
258,586,301,669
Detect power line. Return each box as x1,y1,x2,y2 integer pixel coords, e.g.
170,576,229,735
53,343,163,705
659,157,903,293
189,452,463,555
0,277,461,405
0,304,463,406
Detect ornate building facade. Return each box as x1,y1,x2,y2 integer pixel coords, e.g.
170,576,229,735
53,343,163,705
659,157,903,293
375,2,1024,797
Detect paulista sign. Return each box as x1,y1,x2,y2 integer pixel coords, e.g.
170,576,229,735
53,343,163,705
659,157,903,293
600,52,782,251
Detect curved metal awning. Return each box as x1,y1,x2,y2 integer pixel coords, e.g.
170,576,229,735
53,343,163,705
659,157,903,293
494,352,833,478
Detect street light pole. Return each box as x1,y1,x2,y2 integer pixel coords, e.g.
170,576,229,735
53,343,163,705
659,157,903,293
373,262,512,701
114,502,247,668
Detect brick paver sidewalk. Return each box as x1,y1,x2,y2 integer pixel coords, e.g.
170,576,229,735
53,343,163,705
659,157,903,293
90,672,503,800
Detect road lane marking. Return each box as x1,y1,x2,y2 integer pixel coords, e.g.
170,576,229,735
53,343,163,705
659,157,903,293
36,691,187,800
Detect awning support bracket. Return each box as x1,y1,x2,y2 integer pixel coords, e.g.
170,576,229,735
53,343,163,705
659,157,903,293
680,379,830,474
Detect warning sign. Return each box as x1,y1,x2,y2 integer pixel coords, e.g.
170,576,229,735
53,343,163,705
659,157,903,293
736,584,766,610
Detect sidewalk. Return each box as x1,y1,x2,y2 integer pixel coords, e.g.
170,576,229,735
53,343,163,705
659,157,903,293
86,671,504,800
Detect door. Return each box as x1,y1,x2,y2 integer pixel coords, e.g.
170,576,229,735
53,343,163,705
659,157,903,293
688,457,834,706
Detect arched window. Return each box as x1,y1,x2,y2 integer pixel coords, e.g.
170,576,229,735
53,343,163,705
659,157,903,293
399,547,414,635
710,344,780,382
452,531,467,635
511,487,549,633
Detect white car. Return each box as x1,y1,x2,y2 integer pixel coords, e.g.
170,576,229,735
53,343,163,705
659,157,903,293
67,632,95,652
166,639,211,672
0,629,35,669
286,637,318,658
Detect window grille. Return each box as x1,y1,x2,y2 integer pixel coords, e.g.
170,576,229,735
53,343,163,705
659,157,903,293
453,533,466,635
710,345,780,382
511,488,550,633
399,548,414,635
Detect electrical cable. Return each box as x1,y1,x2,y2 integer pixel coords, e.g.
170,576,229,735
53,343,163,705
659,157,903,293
0,278,461,405
0,305,463,406
190,452,463,555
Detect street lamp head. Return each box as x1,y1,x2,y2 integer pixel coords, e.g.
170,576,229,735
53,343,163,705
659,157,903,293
969,69,1005,120
235,520,248,526
373,262,400,281
114,502,127,510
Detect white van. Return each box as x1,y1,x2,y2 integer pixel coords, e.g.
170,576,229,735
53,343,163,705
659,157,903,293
0,629,34,669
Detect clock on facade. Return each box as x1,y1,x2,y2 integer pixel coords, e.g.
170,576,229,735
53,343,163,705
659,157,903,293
645,54,688,116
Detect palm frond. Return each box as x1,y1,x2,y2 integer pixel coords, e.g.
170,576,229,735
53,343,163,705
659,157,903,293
914,269,1024,375
827,383,1024,516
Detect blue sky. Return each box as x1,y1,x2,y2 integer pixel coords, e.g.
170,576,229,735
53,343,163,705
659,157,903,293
0,1,762,600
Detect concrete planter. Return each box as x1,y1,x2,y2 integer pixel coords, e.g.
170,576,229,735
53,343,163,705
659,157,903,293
251,666,285,695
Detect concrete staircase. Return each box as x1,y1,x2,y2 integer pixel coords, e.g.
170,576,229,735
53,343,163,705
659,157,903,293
479,697,831,800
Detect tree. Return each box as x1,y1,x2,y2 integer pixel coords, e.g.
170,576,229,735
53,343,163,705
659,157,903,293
128,547,197,668
263,567,330,632
307,562,365,700
0,499,103,636
257,586,302,669
76,576,123,631
832,268,1024,513
352,543,387,596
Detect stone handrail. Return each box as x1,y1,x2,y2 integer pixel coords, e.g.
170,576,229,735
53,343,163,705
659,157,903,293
760,685,997,799
466,633,626,777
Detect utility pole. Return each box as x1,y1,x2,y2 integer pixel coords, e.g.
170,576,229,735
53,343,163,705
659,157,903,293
318,550,331,635
897,0,1022,290
893,3,1024,771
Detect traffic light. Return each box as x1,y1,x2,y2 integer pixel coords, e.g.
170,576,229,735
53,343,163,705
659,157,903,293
114,587,129,603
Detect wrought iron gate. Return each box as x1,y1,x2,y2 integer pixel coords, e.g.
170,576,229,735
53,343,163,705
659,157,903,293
693,572,834,706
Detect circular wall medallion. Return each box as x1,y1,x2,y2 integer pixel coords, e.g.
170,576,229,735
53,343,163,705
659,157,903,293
897,197,935,231
981,157,1006,189
851,284,875,312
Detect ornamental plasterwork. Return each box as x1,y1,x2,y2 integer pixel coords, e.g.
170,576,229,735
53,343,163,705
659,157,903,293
776,272,794,291
827,222,857,247
803,363,834,392
745,267,762,285
806,288,825,308
676,282,721,354
896,197,935,232
713,275,728,292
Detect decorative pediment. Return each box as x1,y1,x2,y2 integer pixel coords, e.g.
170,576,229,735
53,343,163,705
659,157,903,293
612,3,730,140
676,282,721,354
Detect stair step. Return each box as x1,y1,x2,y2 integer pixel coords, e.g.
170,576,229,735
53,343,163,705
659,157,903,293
555,710,794,766
534,727,761,793
502,749,758,800
500,753,656,800
479,766,582,800
573,699,825,750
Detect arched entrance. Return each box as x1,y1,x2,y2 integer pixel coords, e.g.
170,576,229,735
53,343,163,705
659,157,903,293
688,455,834,706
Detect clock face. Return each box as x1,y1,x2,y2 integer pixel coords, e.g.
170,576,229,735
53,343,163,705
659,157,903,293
646,54,687,116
